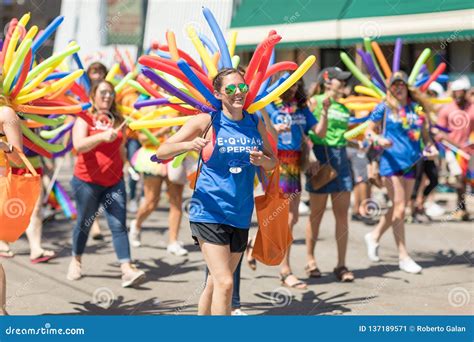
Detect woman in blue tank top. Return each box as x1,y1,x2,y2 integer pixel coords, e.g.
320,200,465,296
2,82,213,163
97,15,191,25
156,68,277,315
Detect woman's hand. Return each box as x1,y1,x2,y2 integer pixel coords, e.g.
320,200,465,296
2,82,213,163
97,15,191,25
100,129,118,143
249,148,265,166
376,137,392,148
187,137,209,152
322,97,331,113
274,123,290,134
423,144,439,160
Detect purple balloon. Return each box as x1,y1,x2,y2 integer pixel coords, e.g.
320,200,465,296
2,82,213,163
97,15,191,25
52,140,73,158
134,97,171,109
48,121,74,144
142,68,214,113
393,38,402,72
358,49,386,91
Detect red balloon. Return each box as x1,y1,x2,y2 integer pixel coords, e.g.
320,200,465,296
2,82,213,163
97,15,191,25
158,44,205,75
23,137,53,158
420,63,446,92
244,33,281,84
10,48,32,99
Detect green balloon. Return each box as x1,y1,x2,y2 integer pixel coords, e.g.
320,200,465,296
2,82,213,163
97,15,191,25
408,48,431,85
340,52,385,97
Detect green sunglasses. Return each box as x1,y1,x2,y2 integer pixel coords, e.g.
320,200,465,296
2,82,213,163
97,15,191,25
224,83,249,95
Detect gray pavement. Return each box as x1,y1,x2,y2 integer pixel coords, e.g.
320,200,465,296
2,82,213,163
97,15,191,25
2,166,473,316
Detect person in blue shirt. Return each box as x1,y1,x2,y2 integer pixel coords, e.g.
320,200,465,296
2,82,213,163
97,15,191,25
156,68,277,315
364,71,438,274
264,79,327,289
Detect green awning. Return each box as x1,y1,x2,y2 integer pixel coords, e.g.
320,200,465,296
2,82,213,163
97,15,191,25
231,0,474,49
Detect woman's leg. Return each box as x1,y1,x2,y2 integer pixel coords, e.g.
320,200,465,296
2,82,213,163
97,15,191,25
167,181,184,244
391,177,415,259
280,192,306,288
199,241,242,315
306,193,328,268
134,176,163,229
0,263,7,315
231,256,243,310
331,191,351,268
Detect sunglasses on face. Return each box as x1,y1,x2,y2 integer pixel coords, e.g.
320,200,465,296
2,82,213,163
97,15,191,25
99,90,115,97
224,83,249,95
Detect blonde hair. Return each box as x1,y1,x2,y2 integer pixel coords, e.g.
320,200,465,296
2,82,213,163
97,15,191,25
386,85,434,117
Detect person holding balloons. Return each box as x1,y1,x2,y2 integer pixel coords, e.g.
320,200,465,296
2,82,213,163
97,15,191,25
364,71,438,274
305,67,355,282
67,80,145,287
156,68,277,315
265,78,326,289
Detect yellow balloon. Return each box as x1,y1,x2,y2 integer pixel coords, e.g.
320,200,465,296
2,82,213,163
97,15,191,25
22,25,38,43
228,31,238,57
430,97,453,104
3,12,30,74
354,85,383,99
247,55,316,113
186,26,217,78
345,102,378,111
14,70,84,104
106,63,120,82
127,80,150,96
115,71,137,93
3,38,32,94
129,116,192,130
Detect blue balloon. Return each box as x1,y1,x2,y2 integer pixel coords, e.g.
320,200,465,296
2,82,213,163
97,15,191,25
177,59,221,110
254,73,290,102
32,16,64,53
44,72,70,82
202,7,232,68
199,33,222,70
156,50,171,59
72,52,91,93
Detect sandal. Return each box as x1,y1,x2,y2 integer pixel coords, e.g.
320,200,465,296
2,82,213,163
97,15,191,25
280,272,307,290
245,238,257,271
304,264,321,278
30,250,56,264
333,266,354,282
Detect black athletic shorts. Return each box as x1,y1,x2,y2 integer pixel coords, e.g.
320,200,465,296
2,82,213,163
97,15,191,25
190,222,248,253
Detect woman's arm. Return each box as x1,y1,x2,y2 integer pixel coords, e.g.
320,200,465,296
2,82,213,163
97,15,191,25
156,114,210,160
365,120,392,148
0,106,23,165
250,118,277,171
72,118,113,153
258,108,278,142
310,97,330,138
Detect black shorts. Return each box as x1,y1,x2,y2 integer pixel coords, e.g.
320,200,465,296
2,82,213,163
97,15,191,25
190,222,249,253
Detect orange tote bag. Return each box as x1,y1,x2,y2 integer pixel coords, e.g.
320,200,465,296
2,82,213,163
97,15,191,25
0,151,41,242
252,166,293,266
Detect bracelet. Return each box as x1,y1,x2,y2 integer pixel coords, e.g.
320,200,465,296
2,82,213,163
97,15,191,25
2,142,13,154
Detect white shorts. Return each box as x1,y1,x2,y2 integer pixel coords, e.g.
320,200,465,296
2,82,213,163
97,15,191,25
445,150,462,177
167,154,199,185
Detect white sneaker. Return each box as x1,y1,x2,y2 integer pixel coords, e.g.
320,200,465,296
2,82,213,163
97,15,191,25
167,241,188,256
128,199,138,214
298,201,309,215
129,219,141,248
399,257,422,274
231,308,248,316
424,202,445,218
128,166,140,182
364,232,380,262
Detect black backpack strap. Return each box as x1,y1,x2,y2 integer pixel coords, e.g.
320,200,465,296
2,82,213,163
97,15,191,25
193,111,218,192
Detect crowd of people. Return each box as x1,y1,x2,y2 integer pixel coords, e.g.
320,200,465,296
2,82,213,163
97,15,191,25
0,56,473,315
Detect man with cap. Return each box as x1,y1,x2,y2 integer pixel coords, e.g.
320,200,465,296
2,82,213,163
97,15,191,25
437,76,474,221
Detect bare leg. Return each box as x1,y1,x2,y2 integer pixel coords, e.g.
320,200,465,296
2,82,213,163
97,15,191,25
371,177,395,242
331,192,351,268
167,181,184,244
0,264,7,315
135,176,163,230
306,193,328,268
26,191,54,260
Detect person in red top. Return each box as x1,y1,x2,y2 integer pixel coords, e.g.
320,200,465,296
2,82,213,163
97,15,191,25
437,76,474,221
67,80,145,287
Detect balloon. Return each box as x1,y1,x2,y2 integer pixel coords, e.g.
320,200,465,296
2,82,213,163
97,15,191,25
186,25,217,77
393,38,402,72
21,123,65,153
202,7,232,68
25,42,80,83
340,52,385,97
245,33,281,83
228,31,238,57
14,69,84,104
43,72,70,82
3,13,30,74
430,97,453,104
165,30,180,62
363,38,385,87
254,73,290,102
70,82,90,102
142,68,214,113
420,63,446,92
40,121,73,139
357,49,385,91
340,96,380,104
115,71,137,93
343,121,370,140
345,103,378,111
171,152,188,168
134,97,171,109
0,18,18,66
129,116,192,130
199,33,218,55
371,41,392,80
31,15,63,53
246,55,316,113
262,61,297,83
23,136,53,158
9,49,32,99
354,85,383,99
231,55,240,68
13,102,91,115
23,113,66,127
177,59,221,109
106,63,121,82
72,52,90,93
158,44,205,74
48,121,74,143
408,48,431,85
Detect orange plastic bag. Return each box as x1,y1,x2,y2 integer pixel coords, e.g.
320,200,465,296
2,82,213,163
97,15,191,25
0,151,41,242
252,166,293,266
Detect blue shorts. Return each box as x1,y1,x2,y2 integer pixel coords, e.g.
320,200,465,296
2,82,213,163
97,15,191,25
306,145,353,194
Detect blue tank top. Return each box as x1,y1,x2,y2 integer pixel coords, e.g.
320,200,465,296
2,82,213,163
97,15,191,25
190,111,263,229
